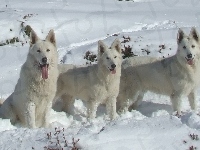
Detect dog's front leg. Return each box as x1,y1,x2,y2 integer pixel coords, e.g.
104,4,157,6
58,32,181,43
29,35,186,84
170,92,182,115
43,102,52,128
188,90,198,112
26,102,36,128
116,94,129,114
106,96,117,120
87,100,98,121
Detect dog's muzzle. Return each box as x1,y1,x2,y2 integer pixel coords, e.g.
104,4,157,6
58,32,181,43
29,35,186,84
185,54,194,66
109,64,116,74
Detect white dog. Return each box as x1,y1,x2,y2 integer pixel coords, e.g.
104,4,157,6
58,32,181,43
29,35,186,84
117,28,200,114
0,29,58,128
55,39,122,120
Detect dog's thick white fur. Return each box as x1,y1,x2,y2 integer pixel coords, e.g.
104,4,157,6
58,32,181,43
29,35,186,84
117,28,200,114
58,64,75,74
0,29,58,128
122,56,159,69
52,64,75,112
55,39,122,120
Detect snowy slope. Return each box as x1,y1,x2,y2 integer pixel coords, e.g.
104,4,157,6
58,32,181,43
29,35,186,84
0,0,200,149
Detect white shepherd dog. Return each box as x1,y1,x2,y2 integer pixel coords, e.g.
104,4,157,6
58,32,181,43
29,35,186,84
55,39,122,120
117,28,200,114
0,29,58,128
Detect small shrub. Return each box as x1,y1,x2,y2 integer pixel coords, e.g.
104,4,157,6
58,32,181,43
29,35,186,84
122,45,137,59
159,44,165,49
121,36,131,44
189,146,197,150
84,51,97,65
0,37,20,46
182,133,199,150
24,25,32,37
44,127,80,150
141,48,150,55
158,44,166,53
189,133,199,141
10,37,19,44
0,43,6,46
112,33,120,36
23,14,34,20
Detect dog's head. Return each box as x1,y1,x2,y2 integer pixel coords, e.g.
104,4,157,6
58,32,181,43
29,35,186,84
177,27,200,66
29,29,57,79
98,39,122,74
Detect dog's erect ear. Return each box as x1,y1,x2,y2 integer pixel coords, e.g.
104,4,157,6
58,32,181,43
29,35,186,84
30,29,39,46
46,29,56,46
177,28,185,43
111,38,121,53
190,27,199,42
98,40,107,55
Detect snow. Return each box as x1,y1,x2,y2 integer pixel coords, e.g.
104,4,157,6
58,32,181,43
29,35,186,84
0,0,200,149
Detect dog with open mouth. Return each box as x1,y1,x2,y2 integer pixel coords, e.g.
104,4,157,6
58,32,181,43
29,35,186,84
185,50,194,66
117,27,200,115
0,29,58,128
54,39,122,120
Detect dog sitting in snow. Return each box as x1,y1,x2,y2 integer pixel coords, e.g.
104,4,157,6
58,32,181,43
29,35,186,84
0,29,58,128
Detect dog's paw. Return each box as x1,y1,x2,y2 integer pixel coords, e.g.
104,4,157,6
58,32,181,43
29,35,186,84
117,108,128,115
172,111,183,118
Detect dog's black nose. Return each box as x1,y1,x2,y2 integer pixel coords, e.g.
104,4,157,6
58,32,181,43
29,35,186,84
111,64,116,69
187,54,192,59
42,57,47,63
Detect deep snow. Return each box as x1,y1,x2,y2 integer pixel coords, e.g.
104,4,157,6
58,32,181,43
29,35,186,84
0,0,200,149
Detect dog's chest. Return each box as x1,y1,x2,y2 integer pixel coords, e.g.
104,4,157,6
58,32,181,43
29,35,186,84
26,78,56,99
170,68,197,94
93,75,120,98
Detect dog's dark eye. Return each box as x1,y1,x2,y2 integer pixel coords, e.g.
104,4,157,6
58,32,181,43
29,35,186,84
106,57,109,59
192,45,195,48
114,56,117,58
37,50,41,53
47,49,50,52
183,46,186,49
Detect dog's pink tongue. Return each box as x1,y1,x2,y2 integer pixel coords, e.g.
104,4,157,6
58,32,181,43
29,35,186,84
111,70,116,74
188,59,194,66
42,65,48,79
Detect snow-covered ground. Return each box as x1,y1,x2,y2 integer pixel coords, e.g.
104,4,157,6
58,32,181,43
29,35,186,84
0,0,200,149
